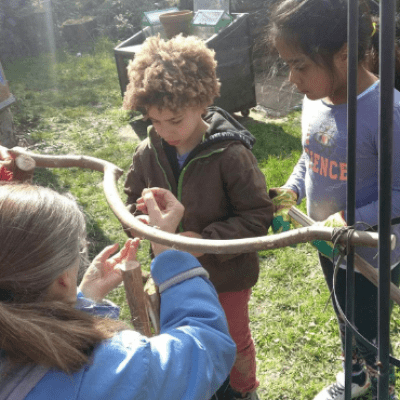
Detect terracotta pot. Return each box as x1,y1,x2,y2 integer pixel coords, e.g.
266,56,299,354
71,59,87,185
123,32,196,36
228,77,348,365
159,10,193,39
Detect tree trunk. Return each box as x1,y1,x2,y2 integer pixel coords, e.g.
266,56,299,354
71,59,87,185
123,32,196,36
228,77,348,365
0,108,17,148
62,16,97,52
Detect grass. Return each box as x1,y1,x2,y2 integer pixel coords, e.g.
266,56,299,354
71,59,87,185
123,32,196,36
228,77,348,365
4,40,400,399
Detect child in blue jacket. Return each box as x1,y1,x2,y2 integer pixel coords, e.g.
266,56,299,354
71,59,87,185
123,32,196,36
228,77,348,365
0,183,236,400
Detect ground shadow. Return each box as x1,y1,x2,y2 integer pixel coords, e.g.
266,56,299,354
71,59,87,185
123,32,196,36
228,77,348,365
234,112,303,161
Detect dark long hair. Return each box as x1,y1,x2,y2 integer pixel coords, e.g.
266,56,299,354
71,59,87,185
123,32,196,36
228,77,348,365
267,0,374,72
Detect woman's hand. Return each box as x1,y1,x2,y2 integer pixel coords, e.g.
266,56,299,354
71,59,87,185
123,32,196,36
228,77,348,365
179,231,204,258
137,188,184,233
79,238,140,302
136,188,184,255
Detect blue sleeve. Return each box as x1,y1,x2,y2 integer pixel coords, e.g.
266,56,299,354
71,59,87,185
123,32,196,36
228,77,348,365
75,291,120,319
75,250,236,400
283,151,307,202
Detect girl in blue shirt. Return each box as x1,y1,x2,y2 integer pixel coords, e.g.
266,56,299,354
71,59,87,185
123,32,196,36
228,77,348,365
267,0,400,399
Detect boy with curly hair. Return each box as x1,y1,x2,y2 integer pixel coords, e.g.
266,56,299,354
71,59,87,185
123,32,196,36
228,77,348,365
123,34,273,400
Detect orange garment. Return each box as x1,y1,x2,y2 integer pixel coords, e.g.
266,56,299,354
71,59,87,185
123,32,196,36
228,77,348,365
219,289,259,394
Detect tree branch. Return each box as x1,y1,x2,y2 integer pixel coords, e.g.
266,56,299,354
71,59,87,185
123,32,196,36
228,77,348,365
10,147,393,254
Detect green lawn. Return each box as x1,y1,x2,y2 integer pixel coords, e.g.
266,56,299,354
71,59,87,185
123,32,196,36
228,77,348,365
4,40,400,399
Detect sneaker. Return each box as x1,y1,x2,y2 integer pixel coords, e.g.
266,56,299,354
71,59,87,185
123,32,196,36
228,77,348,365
313,371,371,400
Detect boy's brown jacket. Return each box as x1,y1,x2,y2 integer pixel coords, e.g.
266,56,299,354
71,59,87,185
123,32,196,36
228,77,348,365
124,107,273,293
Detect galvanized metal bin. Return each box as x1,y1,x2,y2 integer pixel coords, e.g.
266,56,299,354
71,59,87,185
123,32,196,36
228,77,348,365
114,13,256,116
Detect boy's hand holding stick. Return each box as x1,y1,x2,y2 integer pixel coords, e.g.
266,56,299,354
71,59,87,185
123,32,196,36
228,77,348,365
288,206,400,307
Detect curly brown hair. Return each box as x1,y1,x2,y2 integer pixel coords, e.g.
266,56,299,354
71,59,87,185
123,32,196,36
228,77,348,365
123,35,220,113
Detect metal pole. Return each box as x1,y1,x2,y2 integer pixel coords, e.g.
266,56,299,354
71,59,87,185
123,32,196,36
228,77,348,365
378,0,396,398
345,0,358,398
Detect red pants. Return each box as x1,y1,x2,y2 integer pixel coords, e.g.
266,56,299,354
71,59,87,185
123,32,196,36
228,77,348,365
218,289,259,394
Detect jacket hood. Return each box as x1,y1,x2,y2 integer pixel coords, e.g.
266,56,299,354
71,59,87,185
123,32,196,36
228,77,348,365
202,106,255,150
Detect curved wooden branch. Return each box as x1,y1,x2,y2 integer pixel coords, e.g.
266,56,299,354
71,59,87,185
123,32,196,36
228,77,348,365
10,147,394,253
10,146,123,176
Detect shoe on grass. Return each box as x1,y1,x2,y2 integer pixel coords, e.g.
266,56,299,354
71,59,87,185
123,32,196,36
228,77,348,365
313,371,371,400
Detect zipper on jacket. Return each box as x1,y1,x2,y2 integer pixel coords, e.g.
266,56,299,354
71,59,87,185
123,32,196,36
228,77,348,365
177,148,225,232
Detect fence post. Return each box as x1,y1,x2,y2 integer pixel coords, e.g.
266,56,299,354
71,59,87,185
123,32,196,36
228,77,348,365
378,0,396,398
345,0,358,398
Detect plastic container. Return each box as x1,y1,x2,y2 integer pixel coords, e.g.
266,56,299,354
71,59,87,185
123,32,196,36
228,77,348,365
194,0,229,13
192,10,233,34
141,8,179,36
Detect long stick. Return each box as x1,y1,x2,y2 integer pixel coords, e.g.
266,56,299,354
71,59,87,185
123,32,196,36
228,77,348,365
10,147,399,333
9,147,392,254
9,147,398,333
288,206,400,307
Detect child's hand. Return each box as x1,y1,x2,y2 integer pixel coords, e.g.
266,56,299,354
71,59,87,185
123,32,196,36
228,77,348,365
269,188,299,234
317,211,347,228
79,239,140,302
269,187,298,212
312,211,346,259
179,231,204,258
